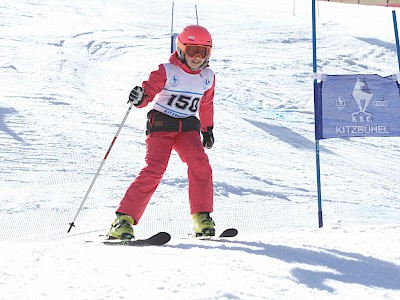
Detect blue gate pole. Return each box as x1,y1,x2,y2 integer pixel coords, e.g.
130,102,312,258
170,1,176,54
312,0,323,228
392,11,400,71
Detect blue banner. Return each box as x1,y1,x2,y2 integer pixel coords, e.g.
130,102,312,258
315,74,400,140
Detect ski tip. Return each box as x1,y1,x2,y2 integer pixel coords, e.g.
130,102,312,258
219,228,238,238
155,232,171,243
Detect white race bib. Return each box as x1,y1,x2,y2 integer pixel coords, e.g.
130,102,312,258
152,63,214,118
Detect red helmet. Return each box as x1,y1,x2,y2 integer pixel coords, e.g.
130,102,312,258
177,25,212,47
176,25,212,69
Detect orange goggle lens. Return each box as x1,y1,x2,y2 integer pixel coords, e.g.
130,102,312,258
184,45,211,58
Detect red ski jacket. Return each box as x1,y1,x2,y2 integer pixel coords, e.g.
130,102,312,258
136,52,215,132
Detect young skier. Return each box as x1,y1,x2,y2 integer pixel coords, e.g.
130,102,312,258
107,25,216,240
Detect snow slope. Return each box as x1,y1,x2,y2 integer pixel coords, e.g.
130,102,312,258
0,0,399,299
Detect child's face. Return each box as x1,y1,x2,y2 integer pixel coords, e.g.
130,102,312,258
186,55,206,70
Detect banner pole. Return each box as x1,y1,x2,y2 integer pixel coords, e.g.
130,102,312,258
312,0,323,228
392,11,400,71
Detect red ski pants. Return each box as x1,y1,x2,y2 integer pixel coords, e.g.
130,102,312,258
116,131,213,224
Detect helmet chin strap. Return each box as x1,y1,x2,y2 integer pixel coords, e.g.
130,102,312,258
195,59,209,70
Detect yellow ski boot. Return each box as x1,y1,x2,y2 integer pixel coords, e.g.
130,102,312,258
192,212,215,237
107,214,135,240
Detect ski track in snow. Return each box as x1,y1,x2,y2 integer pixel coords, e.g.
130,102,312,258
1,0,400,299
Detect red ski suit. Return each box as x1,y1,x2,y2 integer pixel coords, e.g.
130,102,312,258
116,52,215,224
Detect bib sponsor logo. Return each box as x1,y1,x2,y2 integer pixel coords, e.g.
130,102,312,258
170,74,179,87
203,78,211,90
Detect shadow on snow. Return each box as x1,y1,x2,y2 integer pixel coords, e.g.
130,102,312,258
170,240,400,292
245,119,335,154
0,106,26,144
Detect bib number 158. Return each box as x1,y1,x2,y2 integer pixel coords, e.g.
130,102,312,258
167,94,200,112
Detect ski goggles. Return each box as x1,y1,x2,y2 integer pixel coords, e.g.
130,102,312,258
179,42,211,59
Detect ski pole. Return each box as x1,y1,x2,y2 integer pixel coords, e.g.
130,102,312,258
68,101,135,233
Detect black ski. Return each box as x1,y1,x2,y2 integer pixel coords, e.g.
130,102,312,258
192,228,238,240
219,228,238,238
101,232,171,246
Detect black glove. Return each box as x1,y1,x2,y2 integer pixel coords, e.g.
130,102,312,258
201,127,214,149
128,86,145,106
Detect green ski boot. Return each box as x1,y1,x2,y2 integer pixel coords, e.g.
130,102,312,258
107,214,135,240
192,212,215,237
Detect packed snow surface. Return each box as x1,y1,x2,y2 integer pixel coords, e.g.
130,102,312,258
1,0,399,299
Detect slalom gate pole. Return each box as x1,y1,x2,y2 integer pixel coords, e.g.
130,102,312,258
195,5,199,25
312,0,323,228
293,0,296,16
67,102,135,233
170,1,175,53
392,11,400,71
